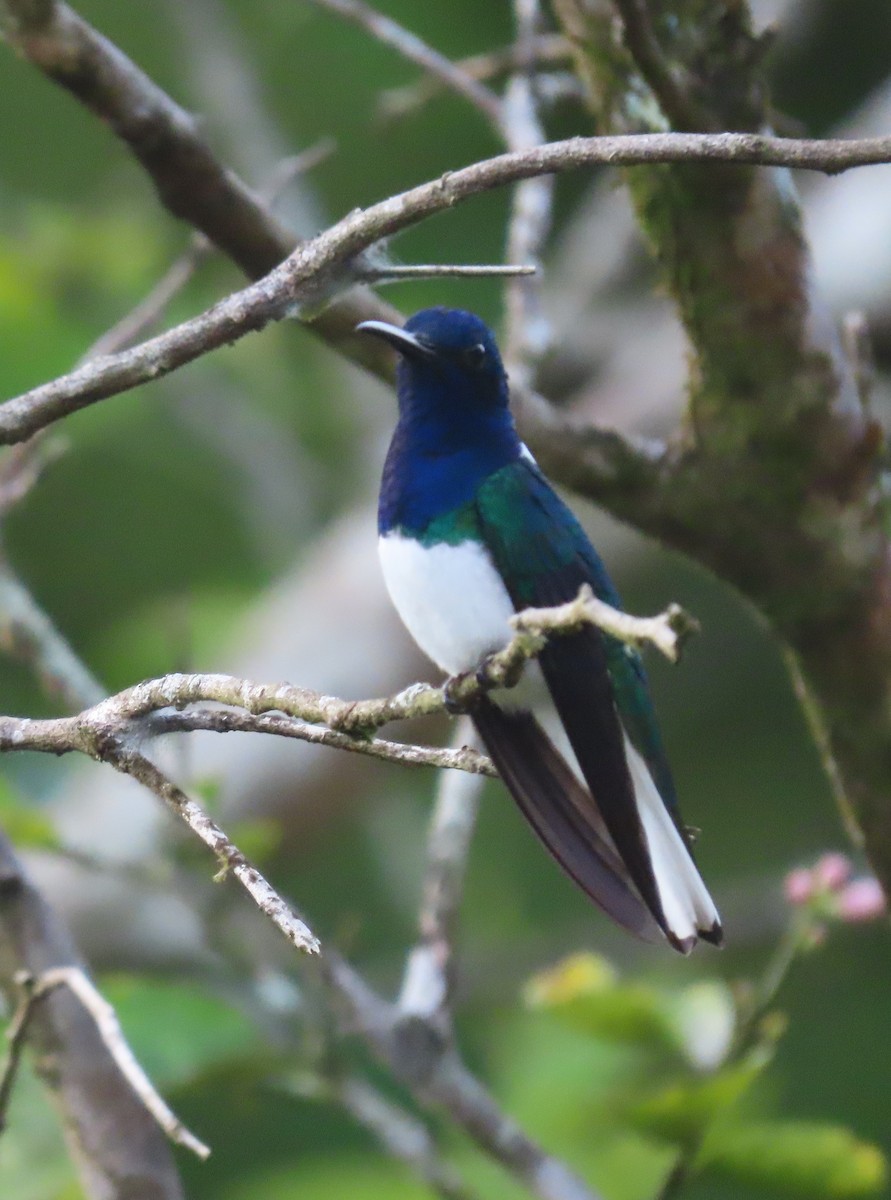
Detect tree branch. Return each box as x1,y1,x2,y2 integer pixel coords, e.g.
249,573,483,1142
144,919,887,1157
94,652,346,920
297,1072,477,1200
502,0,554,390
552,0,891,900
4,130,891,445
0,557,105,710
145,707,496,777
0,833,186,1198
299,0,502,127
98,746,320,955
399,718,483,1028
0,588,695,760
0,967,210,1159
320,949,605,1200
377,34,572,122
0,0,403,382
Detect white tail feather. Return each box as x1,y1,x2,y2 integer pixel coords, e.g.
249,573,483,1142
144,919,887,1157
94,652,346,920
622,733,720,944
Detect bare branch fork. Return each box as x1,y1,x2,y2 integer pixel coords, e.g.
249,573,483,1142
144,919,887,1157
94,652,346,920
4,131,891,444
0,967,209,1159
0,588,690,956
0,585,687,1200
0,585,688,968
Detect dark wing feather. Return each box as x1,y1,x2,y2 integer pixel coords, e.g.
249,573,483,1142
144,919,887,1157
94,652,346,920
473,698,662,942
535,627,663,922
474,459,667,931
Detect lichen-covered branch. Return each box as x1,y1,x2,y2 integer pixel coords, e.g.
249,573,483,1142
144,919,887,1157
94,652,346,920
0,588,694,758
0,589,688,974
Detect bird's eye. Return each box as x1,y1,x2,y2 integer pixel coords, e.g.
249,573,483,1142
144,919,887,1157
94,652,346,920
463,343,487,369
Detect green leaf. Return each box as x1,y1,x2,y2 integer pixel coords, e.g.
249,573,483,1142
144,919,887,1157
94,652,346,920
0,1059,78,1200
226,818,283,865
627,1057,767,1147
0,778,60,852
100,976,263,1089
700,1121,887,1197
524,953,680,1052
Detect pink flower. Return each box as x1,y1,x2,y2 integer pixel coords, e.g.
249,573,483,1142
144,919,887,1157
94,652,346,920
782,853,885,926
784,868,815,906
836,877,887,924
813,853,852,891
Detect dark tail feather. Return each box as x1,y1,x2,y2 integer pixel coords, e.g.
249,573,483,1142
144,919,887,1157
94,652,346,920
537,632,663,924
473,698,662,944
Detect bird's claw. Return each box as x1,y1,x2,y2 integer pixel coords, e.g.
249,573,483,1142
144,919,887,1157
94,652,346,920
443,673,472,715
443,656,500,714
475,653,499,690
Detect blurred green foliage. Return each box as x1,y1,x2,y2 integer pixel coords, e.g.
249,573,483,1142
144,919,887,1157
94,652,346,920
525,950,886,1198
1,2,891,1199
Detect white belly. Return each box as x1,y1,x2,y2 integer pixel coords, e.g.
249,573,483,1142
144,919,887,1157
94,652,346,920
379,533,515,675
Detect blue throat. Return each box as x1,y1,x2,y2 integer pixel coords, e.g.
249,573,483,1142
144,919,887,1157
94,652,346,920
378,320,521,536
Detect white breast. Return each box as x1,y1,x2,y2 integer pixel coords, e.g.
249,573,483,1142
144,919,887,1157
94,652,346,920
379,533,515,675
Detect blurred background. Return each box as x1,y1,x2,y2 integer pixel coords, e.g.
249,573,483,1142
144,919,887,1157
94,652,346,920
1,1,890,1197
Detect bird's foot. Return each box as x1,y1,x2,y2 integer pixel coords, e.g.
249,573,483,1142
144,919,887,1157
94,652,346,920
443,653,504,714
442,672,473,715
475,652,502,690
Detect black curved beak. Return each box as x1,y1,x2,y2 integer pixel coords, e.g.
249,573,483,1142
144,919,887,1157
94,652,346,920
355,320,437,362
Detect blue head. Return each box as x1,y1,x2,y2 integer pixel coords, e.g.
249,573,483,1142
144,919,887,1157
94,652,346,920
358,308,521,533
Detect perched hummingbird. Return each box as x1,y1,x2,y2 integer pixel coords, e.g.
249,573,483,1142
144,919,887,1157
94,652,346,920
357,307,721,953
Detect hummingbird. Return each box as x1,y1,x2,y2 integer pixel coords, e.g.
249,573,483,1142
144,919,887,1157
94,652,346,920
357,307,721,953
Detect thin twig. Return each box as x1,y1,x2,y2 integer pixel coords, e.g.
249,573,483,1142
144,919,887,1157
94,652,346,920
4,128,889,446
299,0,502,127
80,140,337,362
82,237,212,362
399,718,483,1028
378,34,572,121
4,968,209,1158
0,973,41,1128
0,834,186,1195
100,745,320,955
145,707,496,777
296,1072,476,1200
0,438,63,518
502,0,555,389
508,584,697,663
0,557,105,709
611,0,707,131
358,263,537,281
